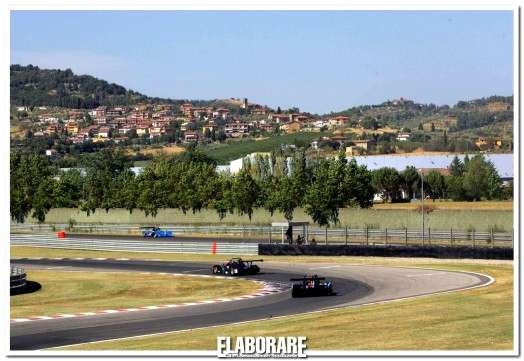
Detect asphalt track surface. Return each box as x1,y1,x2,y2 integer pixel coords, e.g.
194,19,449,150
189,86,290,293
68,233,265,243
10,258,492,351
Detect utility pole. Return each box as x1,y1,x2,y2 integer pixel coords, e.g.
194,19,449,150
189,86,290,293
420,169,425,245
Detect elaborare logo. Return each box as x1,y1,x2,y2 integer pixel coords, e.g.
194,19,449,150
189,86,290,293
217,336,307,358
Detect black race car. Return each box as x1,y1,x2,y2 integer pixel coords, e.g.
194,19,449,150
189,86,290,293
212,258,263,276
291,275,335,298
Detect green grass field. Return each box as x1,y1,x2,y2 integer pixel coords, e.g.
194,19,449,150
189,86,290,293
11,269,260,319
198,132,331,164
30,205,513,232
26,246,511,351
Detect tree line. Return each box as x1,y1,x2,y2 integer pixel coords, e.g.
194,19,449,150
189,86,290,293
10,149,511,226
371,155,511,202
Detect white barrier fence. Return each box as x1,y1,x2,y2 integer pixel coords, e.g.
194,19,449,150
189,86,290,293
10,234,259,255
10,266,27,290
11,223,513,248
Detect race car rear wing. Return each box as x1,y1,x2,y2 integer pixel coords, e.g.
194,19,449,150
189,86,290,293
290,277,326,281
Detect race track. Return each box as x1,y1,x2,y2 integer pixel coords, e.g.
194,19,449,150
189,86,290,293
67,233,264,243
10,258,492,350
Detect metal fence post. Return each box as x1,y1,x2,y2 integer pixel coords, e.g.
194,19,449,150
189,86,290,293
345,226,348,246
490,228,494,247
366,227,369,245
450,228,453,245
269,226,272,244
325,227,328,245
427,227,431,245
405,228,408,246
472,229,475,247
385,228,388,246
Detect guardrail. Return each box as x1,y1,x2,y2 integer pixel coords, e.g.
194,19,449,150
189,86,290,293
10,223,513,248
10,234,258,255
10,266,27,290
306,227,513,248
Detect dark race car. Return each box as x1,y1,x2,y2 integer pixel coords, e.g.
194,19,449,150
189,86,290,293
212,258,263,276
141,226,174,238
290,275,335,298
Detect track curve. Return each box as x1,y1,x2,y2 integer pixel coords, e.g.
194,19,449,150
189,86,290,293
10,258,492,350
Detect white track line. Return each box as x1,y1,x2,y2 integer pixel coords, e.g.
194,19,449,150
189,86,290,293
406,273,437,277
310,265,341,270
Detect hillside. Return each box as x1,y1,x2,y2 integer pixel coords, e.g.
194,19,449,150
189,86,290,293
10,64,157,108
326,96,514,132
10,65,266,113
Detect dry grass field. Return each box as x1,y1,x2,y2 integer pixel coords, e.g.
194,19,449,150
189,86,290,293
32,204,513,232
11,268,260,319
124,145,185,157
374,200,513,211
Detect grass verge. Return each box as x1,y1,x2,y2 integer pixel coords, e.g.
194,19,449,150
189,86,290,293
10,269,260,319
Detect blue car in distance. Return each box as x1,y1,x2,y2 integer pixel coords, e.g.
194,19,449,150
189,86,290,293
142,226,174,238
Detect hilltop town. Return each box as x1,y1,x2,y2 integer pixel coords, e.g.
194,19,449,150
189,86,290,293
10,65,514,165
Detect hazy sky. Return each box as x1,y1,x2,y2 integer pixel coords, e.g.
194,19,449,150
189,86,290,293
11,11,513,114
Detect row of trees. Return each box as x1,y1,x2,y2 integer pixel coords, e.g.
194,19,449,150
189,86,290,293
10,149,511,226
10,149,374,227
370,155,511,202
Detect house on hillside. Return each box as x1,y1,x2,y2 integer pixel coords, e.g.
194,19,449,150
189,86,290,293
79,125,98,138
118,127,133,135
396,133,411,141
259,123,274,133
352,139,376,151
251,107,268,115
184,131,199,142
328,115,350,127
180,103,193,117
280,121,301,133
98,126,112,138
225,122,250,138
150,126,166,138
136,126,149,136
487,101,511,112
66,122,79,135
345,139,376,155
268,114,291,123
213,108,230,120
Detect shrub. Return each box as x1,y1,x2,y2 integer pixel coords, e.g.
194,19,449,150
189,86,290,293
67,218,77,231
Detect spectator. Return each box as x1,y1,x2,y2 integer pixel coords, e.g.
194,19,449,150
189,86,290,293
296,234,303,245
285,225,293,244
